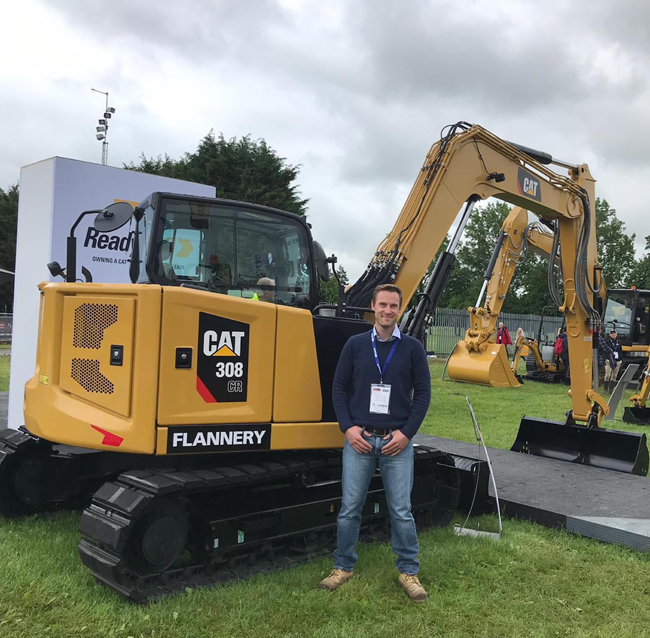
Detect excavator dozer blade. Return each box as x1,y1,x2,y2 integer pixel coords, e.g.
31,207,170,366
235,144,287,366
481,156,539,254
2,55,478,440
511,416,649,476
447,342,521,388
623,407,650,426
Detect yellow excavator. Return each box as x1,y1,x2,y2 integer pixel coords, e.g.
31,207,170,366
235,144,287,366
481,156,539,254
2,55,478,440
1,122,647,602
447,211,648,389
511,307,567,383
446,206,558,387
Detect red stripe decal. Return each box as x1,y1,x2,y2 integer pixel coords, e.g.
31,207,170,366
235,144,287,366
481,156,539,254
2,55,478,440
196,376,218,403
90,425,124,447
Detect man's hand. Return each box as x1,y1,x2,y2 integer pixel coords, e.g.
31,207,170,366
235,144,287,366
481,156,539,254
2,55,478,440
345,426,372,454
381,429,409,456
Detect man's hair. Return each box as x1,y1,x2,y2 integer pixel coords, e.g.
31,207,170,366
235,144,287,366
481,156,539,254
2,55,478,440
609,329,617,335
372,284,403,307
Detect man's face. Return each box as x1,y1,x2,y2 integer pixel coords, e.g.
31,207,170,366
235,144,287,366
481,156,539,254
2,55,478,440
371,291,401,329
611,331,618,340
499,322,504,329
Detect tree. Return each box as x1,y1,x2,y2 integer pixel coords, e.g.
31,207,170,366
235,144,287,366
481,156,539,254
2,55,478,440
627,236,650,289
595,198,636,289
127,132,308,216
321,266,348,304
429,197,637,315
0,184,18,311
439,201,511,310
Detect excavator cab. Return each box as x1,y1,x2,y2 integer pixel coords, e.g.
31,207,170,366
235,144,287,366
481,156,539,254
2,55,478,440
604,289,650,349
604,289,650,425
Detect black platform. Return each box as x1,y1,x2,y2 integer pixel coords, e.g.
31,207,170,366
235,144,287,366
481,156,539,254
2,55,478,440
415,434,650,552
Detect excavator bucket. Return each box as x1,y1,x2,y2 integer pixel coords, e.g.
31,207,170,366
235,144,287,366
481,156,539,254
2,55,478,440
447,342,521,388
623,407,650,426
511,416,649,476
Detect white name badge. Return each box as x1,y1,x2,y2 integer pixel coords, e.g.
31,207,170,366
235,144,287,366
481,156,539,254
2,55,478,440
370,384,391,414
614,352,619,360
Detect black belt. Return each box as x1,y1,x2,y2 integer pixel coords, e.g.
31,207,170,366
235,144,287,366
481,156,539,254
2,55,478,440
364,427,391,437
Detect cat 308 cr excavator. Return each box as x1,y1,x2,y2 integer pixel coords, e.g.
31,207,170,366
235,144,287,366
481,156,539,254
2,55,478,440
0,122,647,602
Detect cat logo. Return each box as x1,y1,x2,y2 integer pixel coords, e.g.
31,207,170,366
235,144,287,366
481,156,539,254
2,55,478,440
203,330,245,357
517,167,542,202
197,313,249,403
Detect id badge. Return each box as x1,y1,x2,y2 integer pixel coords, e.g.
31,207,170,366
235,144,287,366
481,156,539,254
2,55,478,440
614,352,619,360
370,384,391,414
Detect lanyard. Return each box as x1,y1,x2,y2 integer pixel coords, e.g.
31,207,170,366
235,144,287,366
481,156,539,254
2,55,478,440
371,331,399,384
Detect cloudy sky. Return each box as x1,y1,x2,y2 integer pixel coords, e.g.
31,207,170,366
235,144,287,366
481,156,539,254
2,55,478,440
1,0,649,279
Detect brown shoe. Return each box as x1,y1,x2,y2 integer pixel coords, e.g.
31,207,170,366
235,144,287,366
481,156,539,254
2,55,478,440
398,573,428,602
319,568,353,591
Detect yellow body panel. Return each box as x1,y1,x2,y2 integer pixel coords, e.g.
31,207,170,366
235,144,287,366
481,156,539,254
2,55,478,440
273,306,322,422
448,342,520,388
270,422,343,450
157,287,277,425
59,295,135,417
24,282,162,453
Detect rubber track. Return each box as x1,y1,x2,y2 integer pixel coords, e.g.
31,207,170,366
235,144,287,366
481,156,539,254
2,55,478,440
0,428,55,517
79,446,460,602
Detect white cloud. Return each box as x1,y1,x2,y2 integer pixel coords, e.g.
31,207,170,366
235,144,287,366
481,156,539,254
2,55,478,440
2,0,650,280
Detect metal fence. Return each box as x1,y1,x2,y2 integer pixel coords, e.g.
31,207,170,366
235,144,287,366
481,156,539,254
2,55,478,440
425,308,565,357
0,314,12,343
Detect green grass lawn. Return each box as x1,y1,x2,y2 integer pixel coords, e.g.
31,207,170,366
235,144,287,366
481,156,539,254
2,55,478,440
422,358,648,449
0,355,9,392
2,361,650,637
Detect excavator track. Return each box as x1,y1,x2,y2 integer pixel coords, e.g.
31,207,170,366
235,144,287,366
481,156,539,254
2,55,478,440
79,446,461,602
0,428,159,517
0,428,88,517
524,355,563,384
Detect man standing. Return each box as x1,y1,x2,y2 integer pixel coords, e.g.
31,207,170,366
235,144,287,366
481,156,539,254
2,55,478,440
604,329,624,392
596,326,614,391
496,321,512,358
554,327,570,384
319,284,431,603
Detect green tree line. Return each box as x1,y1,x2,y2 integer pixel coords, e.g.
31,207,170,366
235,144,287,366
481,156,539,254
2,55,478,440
436,198,639,314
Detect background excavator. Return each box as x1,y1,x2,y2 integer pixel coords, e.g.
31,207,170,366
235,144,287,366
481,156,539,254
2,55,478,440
446,206,649,389
446,206,558,387
0,122,646,602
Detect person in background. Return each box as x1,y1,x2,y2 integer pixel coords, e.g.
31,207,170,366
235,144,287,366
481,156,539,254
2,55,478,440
596,326,615,391
256,277,276,303
604,329,624,393
496,322,512,346
496,321,512,357
554,327,570,384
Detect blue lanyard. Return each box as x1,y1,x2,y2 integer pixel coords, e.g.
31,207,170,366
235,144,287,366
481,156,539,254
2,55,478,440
371,331,399,384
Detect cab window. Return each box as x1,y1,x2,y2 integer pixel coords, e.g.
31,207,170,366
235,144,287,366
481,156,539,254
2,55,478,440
151,198,313,308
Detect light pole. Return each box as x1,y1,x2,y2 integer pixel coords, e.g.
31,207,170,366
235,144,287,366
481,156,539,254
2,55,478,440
91,87,116,166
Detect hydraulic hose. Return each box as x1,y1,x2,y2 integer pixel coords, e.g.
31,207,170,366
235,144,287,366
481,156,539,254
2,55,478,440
547,222,563,309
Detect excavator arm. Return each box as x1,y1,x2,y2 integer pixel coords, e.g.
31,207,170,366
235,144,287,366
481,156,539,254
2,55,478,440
447,208,555,387
347,123,603,424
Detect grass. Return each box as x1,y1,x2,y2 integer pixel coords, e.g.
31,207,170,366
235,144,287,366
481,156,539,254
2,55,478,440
0,355,9,392
2,360,650,637
422,358,647,449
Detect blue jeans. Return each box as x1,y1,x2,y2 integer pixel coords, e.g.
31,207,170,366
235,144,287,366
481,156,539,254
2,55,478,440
333,431,419,574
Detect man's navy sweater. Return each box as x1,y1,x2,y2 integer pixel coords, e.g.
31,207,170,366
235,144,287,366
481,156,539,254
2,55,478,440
332,330,431,440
